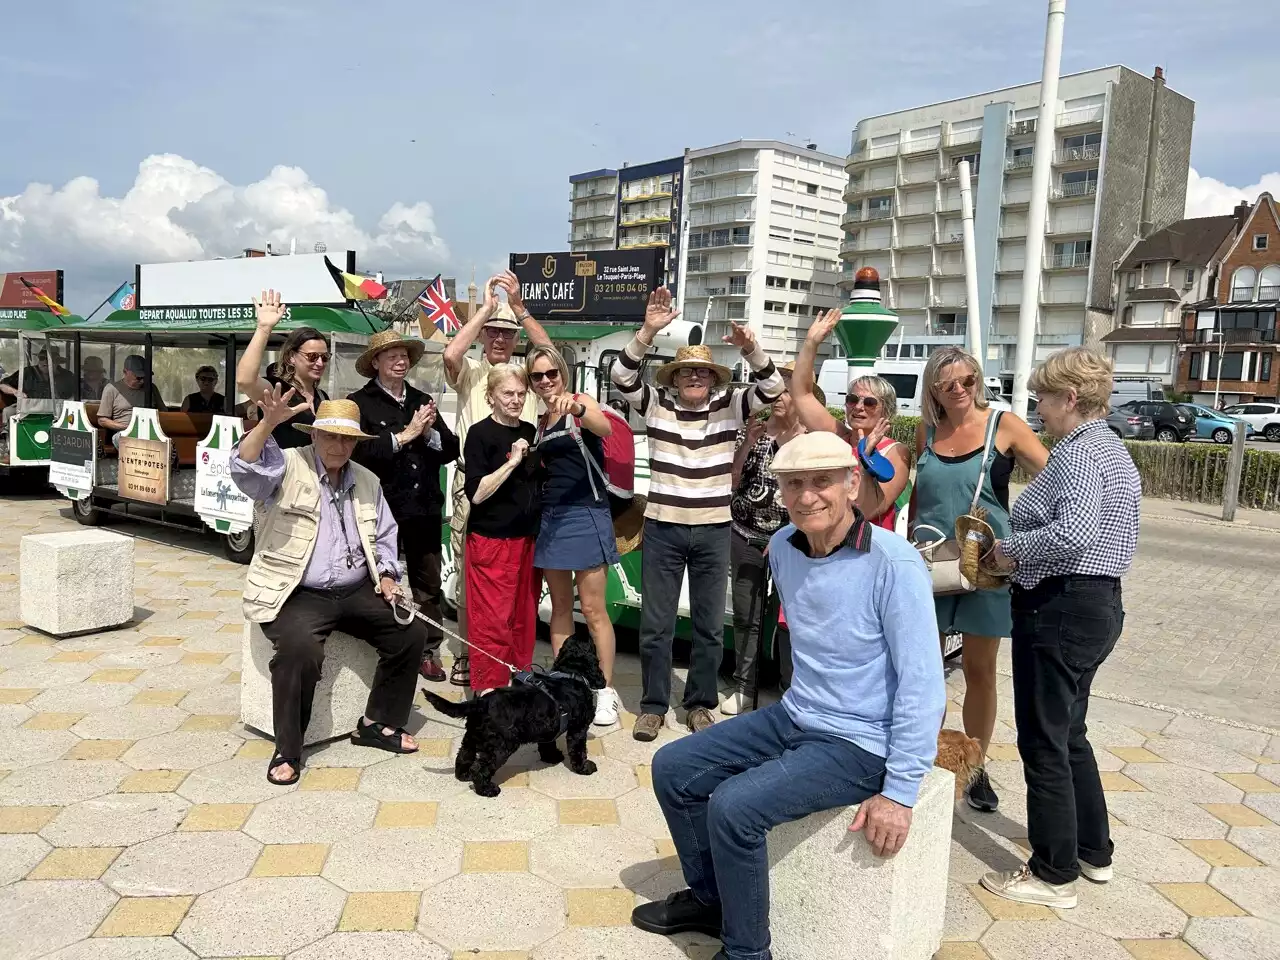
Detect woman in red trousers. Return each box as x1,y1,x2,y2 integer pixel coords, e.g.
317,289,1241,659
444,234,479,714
463,363,541,694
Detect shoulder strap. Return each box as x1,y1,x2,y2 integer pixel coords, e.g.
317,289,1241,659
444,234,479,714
968,411,1002,514
536,397,607,503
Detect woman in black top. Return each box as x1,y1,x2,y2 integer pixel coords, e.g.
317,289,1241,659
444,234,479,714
180,365,227,414
235,289,330,449
463,363,540,695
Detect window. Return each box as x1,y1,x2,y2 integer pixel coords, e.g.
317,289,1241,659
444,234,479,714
821,186,841,200
815,258,838,272
1061,132,1102,154
776,152,796,167
687,253,707,272
813,282,836,296
767,251,790,265
793,255,814,268
1062,169,1099,186
1012,146,1033,159
726,302,746,320
1207,352,1245,381
789,279,811,291
1051,239,1091,267
732,226,751,245
1188,352,1202,379
800,181,819,195
768,227,791,242
772,175,794,190
765,300,786,313
1184,268,1196,288
793,231,815,246
765,275,787,289
952,153,981,175
770,200,793,216
794,206,818,221
1262,354,1273,381
1126,272,1137,290
788,303,806,315
868,195,893,218
1230,266,1257,302
1254,235,1269,251
712,228,730,247
819,211,840,225
688,232,708,250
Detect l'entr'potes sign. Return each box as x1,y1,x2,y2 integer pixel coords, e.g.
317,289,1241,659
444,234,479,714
508,251,663,318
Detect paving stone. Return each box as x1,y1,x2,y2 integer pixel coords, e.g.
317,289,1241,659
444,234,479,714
1161,719,1270,758
936,944,996,960
0,687,42,705
435,786,557,841
947,819,1033,885
375,801,438,828
1259,765,1280,787
944,879,995,941
531,924,691,959
104,830,260,896
1184,916,1280,960
418,873,566,951
177,876,346,957
1202,804,1276,828
130,690,187,707
39,936,199,959
614,784,672,840
243,791,377,844
29,682,138,714
91,647,187,669
251,843,330,877
1181,839,1264,868
86,668,144,684
558,798,619,825
1207,866,1280,923
338,890,421,931
0,880,119,960
462,840,529,873
291,931,448,960
0,703,34,727
174,684,239,716
295,737,400,768
357,757,472,801
122,731,242,770
118,770,187,793
1114,941,1207,960
23,711,85,730
979,919,1136,960
300,767,363,791
1108,793,1232,839
1228,827,1280,867
1245,793,1280,824
176,759,298,804
96,895,193,937
41,793,189,847
1145,740,1262,774
1107,824,1212,883
1220,773,1280,793
1082,699,1176,736
1156,881,1249,918
71,707,187,741
28,846,122,880
134,664,230,689
179,803,254,831
968,883,1055,921
0,760,129,805
598,725,687,766
0,662,96,689
1125,764,1246,804
527,756,637,800
564,887,636,926
236,739,277,760
178,713,237,732
0,804,60,833
322,828,463,892
1100,772,1147,792
0,833,51,883
530,825,659,888
65,740,135,761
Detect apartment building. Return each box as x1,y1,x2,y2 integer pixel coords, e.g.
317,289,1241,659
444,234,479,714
567,140,848,365
841,65,1194,392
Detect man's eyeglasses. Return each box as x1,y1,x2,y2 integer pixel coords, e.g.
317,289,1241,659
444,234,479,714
529,369,560,383
677,367,714,381
847,395,880,410
484,328,517,341
299,351,331,364
934,374,977,394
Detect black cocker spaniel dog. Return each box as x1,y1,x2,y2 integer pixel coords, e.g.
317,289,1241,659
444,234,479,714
422,632,606,797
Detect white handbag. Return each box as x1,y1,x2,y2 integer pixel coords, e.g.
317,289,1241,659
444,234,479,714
913,412,1000,596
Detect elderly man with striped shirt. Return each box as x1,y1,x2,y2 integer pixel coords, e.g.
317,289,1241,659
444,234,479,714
612,287,784,741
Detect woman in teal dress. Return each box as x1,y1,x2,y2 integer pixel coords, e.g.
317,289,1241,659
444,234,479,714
911,346,1047,813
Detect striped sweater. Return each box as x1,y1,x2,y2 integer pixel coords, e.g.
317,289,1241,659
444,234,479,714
612,335,784,525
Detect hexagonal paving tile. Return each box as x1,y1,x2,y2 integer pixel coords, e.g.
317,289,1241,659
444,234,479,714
527,756,638,800
532,924,693,959
28,682,139,715
435,783,558,841
1161,718,1270,758
0,662,97,689
1184,916,1280,960
0,880,119,960
944,880,995,942
289,931,449,960
1229,826,1280,867
1054,874,1189,939
40,793,190,847
946,819,1029,885
980,919,1136,960
303,738,403,768
1146,737,1259,774
177,876,346,957
91,647,188,670
1123,763,1245,804
0,833,51,885
242,790,377,844
418,872,565,951
1107,792,1232,839
1107,823,1211,882
103,830,261,896
0,729,79,768
38,937,198,959
530,824,660,889
1244,793,1280,824
598,725,688,767
1208,866,1280,924
174,685,240,716
71,707,188,741
321,827,463,892
615,785,672,841
0,760,129,806
133,665,229,690
122,731,242,770
0,703,34,728
356,757,472,802
176,758,299,805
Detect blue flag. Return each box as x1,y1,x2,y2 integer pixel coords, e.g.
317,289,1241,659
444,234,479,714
106,281,136,311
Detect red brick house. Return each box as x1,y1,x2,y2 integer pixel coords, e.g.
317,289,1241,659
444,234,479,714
1177,193,1280,403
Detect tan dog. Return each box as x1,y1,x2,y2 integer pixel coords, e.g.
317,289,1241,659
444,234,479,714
936,729,984,799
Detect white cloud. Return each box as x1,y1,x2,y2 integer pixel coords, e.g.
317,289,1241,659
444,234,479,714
0,154,449,307
1186,167,1280,219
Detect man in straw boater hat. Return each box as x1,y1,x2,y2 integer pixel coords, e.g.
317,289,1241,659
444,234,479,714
231,388,429,785
442,270,551,686
632,431,945,959
610,286,785,741
349,329,460,682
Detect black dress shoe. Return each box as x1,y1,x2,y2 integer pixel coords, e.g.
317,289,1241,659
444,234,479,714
631,888,722,937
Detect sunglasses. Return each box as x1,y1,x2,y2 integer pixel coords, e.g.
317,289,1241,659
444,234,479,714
485,329,517,341
299,351,331,364
529,369,561,383
677,367,714,380
847,395,880,410
934,374,977,394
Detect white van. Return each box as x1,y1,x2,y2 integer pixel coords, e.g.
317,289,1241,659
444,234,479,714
819,358,1009,416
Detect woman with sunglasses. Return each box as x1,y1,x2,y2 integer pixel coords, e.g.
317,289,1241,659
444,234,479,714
236,289,331,449
790,309,910,530
524,345,621,725
912,345,1047,815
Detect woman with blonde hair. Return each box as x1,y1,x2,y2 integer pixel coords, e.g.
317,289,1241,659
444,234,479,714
463,363,541,695
911,345,1047,813
980,347,1140,908
525,344,621,725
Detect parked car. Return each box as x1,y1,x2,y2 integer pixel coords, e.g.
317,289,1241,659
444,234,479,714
1116,400,1193,442
1178,403,1255,444
1222,402,1280,442
1107,406,1155,441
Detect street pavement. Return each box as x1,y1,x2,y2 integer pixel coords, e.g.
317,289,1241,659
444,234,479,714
0,494,1278,960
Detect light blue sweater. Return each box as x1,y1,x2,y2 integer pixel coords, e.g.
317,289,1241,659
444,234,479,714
770,521,945,807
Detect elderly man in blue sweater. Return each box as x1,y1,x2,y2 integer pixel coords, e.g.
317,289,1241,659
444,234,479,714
632,431,946,960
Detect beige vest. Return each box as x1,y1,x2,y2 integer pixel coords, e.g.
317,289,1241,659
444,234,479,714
243,446,384,624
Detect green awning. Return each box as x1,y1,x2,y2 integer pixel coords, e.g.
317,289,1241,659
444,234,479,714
0,309,85,331
541,323,635,341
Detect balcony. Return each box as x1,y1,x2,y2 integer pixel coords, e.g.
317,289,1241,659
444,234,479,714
1051,180,1098,200
1261,284,1280,301
846,142,900,166
689,180,757,203
1046,251,1091,269
897,199,936,219
841,209,866,227
998,225,1027,239
934,262,965,277
1056,105,1104,128
948,127,984,147
568,231,614,244
618,234,671,249
839,237,876,256
993,293,1022,306
1008,119,1038,138
895,233,934,250
570,182,616,201
901,137,940,156
689,158,759,179
894,263,931,280
939,197,962,213
996,260,1025,274
689,204,755,227
685,255,753,275
899,169,938,186
931,320,968,337
619,211,672,227
1040,288,1087,304
935,230,965,245
1180,327,1277,344
688,233,751,251
1005,153,1036,172
1054,144,1101,164
929,294,967,308
620,187,674,204
1046,220,1092,236
867,207,894,221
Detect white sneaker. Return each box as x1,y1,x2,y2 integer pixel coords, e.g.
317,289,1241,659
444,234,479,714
1079,860,1112,883
593,687,620,726
720,690,749,716
980,865,1077,908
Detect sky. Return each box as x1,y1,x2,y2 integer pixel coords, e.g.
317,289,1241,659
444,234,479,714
1,0,1277,313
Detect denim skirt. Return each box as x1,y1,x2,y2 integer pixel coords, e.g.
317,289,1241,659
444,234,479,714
534,503,620,571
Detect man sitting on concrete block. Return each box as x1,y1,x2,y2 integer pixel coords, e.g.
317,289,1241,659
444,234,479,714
632,431,946,960
231,386,427,786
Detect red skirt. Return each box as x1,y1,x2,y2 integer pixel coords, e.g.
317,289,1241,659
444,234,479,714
464,532,540,691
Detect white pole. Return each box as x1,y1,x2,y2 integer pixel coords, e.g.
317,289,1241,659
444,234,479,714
1011,0,1067,420
1214,332,1224,409
957,160,982,362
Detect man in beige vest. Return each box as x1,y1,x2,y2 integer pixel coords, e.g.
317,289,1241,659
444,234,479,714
231,387,427,785
443,270,550,685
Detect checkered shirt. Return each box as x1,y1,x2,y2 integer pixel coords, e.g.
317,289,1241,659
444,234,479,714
1003,418,1142,589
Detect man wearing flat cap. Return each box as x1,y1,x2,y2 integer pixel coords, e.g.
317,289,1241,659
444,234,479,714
611,287,785,741
349,329,460,681
632,431,946,960
231,388,428,786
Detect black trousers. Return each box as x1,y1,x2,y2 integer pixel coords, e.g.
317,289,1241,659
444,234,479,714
729,529,775,696
261,581,427,762
400,514,444,658
1011,575,1123,886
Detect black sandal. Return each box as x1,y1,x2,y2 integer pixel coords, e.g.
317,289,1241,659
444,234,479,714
266,754,301,785
351,720,419,755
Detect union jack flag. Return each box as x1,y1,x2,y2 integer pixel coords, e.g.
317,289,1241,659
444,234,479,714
417,275,459,334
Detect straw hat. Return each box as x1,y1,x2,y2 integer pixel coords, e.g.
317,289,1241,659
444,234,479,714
293,398,376,439
779,361,825,405
484,302,521,331
654,344,732,389
769,431,856,474
613,496,648,555
355,329,426,379
956,508,1008,590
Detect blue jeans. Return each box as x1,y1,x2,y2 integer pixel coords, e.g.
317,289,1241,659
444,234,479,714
652,701,887,960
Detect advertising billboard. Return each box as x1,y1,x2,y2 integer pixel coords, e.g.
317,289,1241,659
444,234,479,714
508,251,663,319
0,271,63,309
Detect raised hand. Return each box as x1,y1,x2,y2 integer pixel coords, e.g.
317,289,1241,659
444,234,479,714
641,287,679,336
399,404,432,445
509,437,530,462
421,400,437,431
252,289,287,329
257,383,309,427
722,321,756,352
545,392,579,420
860,417,892,450
807,308,841,345
745,415,768,446
482,276,502,311
497,270,525,311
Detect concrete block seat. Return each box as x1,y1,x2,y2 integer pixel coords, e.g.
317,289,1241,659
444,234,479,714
765,766,954,960
20,530,135,636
